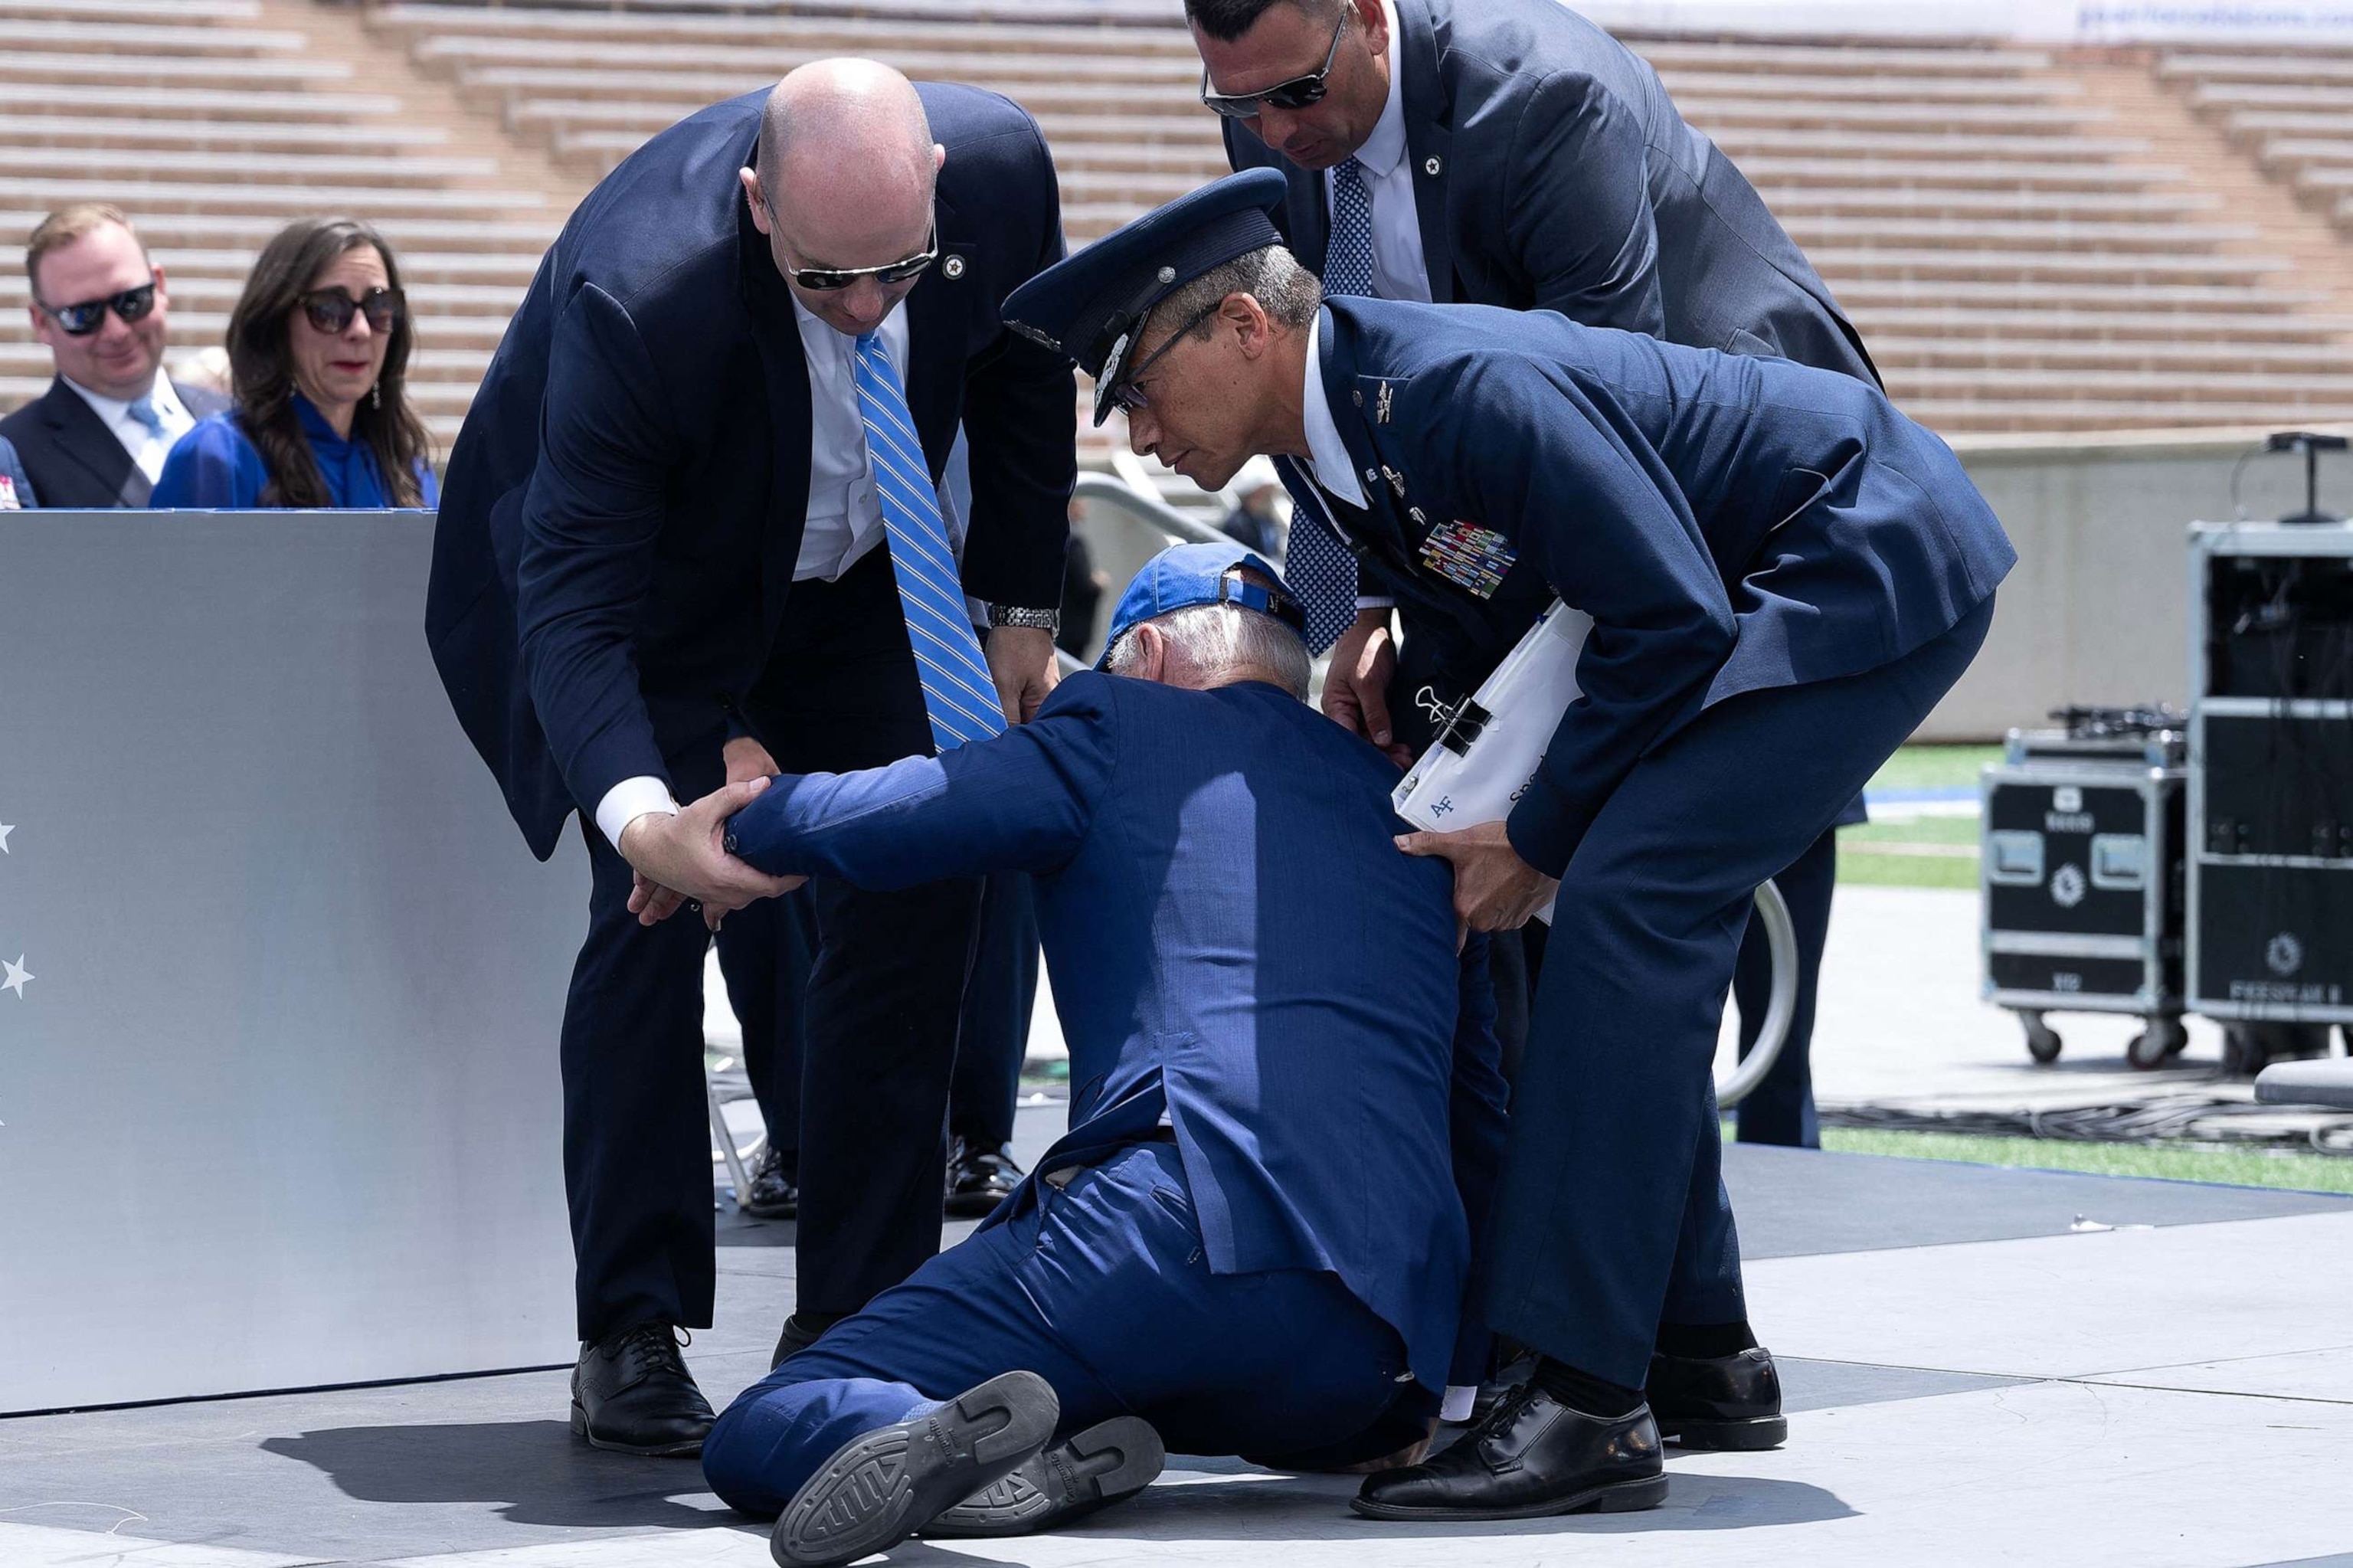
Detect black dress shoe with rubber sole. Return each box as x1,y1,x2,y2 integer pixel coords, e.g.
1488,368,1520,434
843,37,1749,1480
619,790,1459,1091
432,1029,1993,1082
924,1415,1164,1537
569,1323,715,1458
1351,1386,1666,1523
1647,1346,1788,1451
771,1370,1059,1567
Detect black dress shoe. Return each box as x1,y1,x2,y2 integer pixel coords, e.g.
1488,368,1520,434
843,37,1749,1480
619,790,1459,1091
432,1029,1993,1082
924,1415,1163,1537
944,1138,1024,1219
772,1370,1059,1566
1647,1346,1788,1451
1351,1386,1665,1521
740,1143,799,1219
570,1323,715,1457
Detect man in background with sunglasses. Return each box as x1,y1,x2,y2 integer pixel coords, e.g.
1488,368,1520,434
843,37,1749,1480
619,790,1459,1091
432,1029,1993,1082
2,203,227,509
427,60,1074,1460
1188,2,1879,1183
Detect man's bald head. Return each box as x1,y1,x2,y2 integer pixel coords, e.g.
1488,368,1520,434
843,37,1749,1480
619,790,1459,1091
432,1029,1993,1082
741,59,945,336
758,59,934,195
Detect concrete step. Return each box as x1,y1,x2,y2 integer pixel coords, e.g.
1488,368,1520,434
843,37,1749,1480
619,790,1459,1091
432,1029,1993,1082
1904,396,2353,430
0,178,547,218
0,210,557,257
1832,278,2322,311
0,51,349,86
1778,216,2256,254
0,18,302,56
1811,248,2289,286
411,34,1202,83
1657,69,2073,104
1634,40,2052,77
0,115,451,155
1868,335,2353,372
0,274,527,318
1850,305,2353,342
1891,365,2353,399
0,82,401,122
371,0,1190,51
1680,99,2107,134
1738,155,2180,191
0,0,257,19
0,146,501,191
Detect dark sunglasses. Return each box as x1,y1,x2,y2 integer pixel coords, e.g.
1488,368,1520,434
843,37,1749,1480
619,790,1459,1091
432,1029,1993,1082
36,279,157,336
297,286,404,335
1109,298,1226,416
776,215,939,292
1199,8,1349,119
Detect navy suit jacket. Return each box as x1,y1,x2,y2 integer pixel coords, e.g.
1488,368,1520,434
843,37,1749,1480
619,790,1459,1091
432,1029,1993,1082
1226,0,1876,384
0,376,227,509
1297,298,2014,876
425,85,1076,859
724,673,1510,1391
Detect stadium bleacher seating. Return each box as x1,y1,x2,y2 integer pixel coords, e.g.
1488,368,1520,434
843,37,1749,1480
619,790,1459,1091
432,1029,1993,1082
6,0,2353,458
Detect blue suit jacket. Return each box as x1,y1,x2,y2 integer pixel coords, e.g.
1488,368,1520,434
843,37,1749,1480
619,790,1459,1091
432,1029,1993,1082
1298,298,2015,876
0,376,228,509
1226,0,1876,383
0,434,33,507
425,85,1076,859
724,673,1510,1392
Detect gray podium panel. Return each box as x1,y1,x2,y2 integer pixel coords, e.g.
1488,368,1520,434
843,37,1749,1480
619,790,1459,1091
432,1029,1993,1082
0,511,587,1413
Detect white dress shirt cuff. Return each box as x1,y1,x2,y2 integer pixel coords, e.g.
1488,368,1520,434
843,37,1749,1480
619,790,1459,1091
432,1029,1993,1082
1354,595,1397,612
1441,1385,1478,1423
594,776,679,854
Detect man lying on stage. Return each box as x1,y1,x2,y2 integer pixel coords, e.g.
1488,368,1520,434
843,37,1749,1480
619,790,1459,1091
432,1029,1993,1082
624,542,1507,1566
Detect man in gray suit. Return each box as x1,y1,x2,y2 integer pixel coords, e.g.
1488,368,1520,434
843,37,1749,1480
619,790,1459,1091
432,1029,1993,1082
1190,0,1872,1142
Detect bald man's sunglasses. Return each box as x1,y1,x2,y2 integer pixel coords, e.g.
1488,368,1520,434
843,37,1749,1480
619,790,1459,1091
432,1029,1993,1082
36,280,157,336
782,224,939,292
1199,8,1348,119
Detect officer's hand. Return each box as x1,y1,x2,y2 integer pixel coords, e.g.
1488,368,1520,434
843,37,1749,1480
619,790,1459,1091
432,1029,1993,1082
986,624,1060,725
1324,609,1408,767
723,735,779,787
1395,820,1557,944
619,779,804,928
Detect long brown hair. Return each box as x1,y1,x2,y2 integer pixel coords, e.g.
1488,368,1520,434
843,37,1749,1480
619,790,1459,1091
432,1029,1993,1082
224,217,430,507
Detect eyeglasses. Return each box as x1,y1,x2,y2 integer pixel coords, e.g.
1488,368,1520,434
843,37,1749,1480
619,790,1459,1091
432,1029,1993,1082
1199,8,1349,119
777,219,939,293
1108,298,1226,415
298,286,404,335
35,279,158,336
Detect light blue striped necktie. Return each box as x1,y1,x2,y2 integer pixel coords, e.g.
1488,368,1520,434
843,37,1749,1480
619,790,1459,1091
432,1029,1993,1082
853,332,1006,752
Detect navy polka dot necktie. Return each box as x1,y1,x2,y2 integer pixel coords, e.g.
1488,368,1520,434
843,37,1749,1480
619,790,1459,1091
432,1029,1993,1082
1289,156,1378,653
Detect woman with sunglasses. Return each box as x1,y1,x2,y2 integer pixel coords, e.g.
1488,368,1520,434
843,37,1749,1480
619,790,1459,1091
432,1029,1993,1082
152,217,435,509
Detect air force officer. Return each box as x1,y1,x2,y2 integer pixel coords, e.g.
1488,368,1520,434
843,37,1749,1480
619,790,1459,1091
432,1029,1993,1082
998,171,2011,1522
425,61,1076,1455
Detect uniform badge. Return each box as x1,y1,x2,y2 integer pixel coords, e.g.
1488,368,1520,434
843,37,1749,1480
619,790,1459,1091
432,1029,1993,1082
1376,381,1394,424
1418,519,1515,599
1381,464,1406,499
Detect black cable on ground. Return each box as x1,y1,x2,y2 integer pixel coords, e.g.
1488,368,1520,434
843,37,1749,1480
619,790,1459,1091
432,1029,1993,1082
1821,1097,2353,1156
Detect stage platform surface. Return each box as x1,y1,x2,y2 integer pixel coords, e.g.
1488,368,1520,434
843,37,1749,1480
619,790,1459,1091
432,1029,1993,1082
7,1102,2352,1568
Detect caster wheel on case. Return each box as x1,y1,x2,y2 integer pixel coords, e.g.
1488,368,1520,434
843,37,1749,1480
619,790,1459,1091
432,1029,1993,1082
2024,1013,2063,1065
2127,1018,2188,1072
2223,1026,2269,1078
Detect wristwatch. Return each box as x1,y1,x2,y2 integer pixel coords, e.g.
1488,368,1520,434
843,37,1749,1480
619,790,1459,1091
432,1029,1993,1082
987,604,1062,636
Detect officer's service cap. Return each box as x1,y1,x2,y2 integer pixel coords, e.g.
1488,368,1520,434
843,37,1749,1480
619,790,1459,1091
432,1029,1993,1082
1098,541,1307,670
1002,169,1289,427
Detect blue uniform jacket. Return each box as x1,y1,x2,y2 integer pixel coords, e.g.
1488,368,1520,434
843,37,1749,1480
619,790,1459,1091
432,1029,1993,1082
424,85,1076,860
1226,0,1876,382
1298,298,2015,876
0,434,33,507
724,673,1511,1393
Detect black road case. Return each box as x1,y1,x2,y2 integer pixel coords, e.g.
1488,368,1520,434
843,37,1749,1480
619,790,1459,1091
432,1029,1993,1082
1982,724,2187,1069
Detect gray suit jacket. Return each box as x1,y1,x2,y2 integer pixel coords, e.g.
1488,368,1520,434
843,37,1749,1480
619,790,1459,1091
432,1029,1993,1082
1223,0,1878,384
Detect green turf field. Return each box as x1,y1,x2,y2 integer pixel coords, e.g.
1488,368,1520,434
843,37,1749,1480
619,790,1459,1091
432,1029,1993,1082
1838,743,1998,889
1816,1127,2353,1196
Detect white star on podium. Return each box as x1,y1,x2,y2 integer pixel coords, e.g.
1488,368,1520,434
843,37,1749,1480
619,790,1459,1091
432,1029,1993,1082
0,822,13,853
2,957,30,999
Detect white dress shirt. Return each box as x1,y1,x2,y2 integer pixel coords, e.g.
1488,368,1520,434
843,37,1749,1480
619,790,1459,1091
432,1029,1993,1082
592,295,921,853
1300,311,1367,512
1324,5,1432,308
63,368,195,486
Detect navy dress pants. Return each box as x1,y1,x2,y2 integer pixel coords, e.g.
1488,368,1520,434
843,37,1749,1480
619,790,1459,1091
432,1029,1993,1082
1484,599,1995,1386
1733,825,1838,1148
560,551,981,1341
702,1143,1409,1517
714,886,819,1167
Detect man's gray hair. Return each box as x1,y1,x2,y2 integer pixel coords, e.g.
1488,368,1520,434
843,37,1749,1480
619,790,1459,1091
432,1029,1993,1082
1148,244,1321,346
1106,601,1312,699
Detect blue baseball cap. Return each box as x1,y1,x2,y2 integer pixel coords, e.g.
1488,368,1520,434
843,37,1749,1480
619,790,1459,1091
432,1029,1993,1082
1001,169,1290,427
1097,542,1307,669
